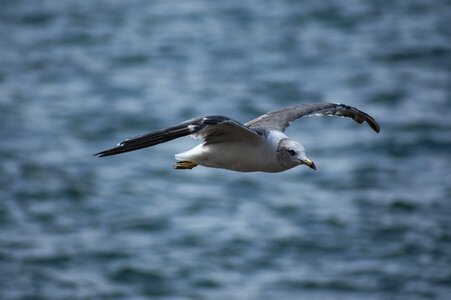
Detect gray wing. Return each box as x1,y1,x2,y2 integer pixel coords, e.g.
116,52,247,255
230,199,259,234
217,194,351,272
94,115,262,157
245,102,380,133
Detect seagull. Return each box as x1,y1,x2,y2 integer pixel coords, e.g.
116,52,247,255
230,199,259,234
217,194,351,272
95,102,380,172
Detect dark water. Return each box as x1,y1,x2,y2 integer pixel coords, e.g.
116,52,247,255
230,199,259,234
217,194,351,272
1,0,451,299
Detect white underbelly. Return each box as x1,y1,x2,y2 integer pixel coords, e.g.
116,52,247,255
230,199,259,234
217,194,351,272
175,142,284,172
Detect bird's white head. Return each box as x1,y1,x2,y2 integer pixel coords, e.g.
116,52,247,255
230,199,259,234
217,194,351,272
276,138,316,171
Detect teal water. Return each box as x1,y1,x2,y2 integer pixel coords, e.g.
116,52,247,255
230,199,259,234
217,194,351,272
1,1,450,299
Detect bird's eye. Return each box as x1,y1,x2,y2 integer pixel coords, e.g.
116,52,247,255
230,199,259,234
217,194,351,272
287,149,296,156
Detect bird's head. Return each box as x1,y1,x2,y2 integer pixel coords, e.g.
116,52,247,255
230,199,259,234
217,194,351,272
276,138,316,171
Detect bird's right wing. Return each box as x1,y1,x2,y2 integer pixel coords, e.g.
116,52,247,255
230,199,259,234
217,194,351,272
94,115,262,157
245,102,380,133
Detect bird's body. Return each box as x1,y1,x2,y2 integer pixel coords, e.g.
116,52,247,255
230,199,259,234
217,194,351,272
175,130,288,172
95,102,380,172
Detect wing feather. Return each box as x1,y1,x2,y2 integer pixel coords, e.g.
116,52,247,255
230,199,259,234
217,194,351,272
245,102,380,133
94,115,261,157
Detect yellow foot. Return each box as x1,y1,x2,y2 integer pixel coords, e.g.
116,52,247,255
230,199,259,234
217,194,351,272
173,161,198,170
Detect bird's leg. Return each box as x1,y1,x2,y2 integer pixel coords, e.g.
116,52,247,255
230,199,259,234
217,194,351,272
173,161,198,170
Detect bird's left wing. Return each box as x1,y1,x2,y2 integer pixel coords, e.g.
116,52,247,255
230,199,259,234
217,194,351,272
245,102,380,133
94,115,262,157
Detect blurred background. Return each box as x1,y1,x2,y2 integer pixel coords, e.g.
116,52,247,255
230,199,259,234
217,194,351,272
1,0,450,299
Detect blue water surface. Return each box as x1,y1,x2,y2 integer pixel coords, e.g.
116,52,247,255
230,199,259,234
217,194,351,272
1,1,450,299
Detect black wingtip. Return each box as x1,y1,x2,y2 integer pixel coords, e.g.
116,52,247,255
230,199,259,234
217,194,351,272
373,123,381,133
93,145,128,157
93,151,110,158
366,115,381,133
93,152,107,158
366,119,380,133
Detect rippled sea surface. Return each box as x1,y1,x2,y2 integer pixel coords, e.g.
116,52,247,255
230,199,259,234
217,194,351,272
1,1,450,299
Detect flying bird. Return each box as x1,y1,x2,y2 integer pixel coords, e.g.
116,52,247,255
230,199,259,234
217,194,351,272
95,102,380,172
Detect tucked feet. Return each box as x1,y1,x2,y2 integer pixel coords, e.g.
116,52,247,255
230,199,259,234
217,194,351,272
173,161,198,170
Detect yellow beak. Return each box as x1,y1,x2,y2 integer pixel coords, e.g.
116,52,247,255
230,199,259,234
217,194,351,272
300,158,316,170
